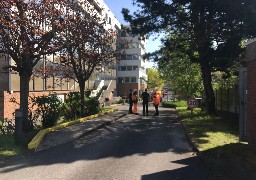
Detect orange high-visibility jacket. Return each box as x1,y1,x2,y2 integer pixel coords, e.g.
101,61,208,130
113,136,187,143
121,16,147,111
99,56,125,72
153,93,161,105
132,94,138,103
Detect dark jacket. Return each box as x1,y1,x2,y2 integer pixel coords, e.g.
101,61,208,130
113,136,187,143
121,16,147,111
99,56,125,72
141,92,150,103
129,92,133,104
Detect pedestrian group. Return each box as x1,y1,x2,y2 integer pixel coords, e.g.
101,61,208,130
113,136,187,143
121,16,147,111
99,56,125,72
128,88,161,116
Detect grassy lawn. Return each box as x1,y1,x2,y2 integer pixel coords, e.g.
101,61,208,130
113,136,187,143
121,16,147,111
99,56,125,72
0,130,38,162
0,134,24,157
177,107,256,179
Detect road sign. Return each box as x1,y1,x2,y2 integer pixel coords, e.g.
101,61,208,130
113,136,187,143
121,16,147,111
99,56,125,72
187,98,198,109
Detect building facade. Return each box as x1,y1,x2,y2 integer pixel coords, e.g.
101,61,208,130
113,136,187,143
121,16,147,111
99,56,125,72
116,27,148,97
0,0,121,120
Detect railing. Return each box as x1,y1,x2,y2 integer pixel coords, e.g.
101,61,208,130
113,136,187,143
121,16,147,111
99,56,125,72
99,80,115,104
89,80,104,98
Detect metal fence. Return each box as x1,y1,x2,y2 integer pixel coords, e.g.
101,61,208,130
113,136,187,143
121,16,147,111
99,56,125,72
215,87,240,114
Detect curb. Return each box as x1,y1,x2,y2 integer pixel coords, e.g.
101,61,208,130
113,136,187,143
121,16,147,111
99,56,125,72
180,119,202,156
28,109,118,150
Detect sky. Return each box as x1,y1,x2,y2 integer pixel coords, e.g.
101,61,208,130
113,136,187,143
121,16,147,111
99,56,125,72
103,0,163,68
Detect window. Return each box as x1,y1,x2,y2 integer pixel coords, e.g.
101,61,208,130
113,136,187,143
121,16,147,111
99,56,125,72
125,77,130,83
121,66,126,71
133,66,138,70
118,77,124,83
121,54,126,60
127,66,132,71
133,54,139,60
131,77,136,83
120,54,140,61
127,55,132,60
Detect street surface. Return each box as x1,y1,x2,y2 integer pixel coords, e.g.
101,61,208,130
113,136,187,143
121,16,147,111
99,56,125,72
0,104,212,180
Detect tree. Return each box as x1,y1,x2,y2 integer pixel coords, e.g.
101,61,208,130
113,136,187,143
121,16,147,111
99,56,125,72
146,68,165,90
156,31,203,99
0,0,65,131
122,0,256,114
159,58,203,99
59,2,120,116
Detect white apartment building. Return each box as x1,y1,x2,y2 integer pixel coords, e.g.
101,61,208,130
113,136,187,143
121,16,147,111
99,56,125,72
117,27,148,97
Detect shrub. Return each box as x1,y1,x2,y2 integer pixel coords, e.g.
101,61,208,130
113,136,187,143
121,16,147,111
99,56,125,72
32,94,62,129
0,119,15,135
9,97,37,131
162,100,187,108
85,97,100,115
62,92,100,120
62,92,81,120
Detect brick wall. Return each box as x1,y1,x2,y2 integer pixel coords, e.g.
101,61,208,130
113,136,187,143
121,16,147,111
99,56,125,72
0,91,4,120
117,83,147,97
0,90,76,120
246,41,256,147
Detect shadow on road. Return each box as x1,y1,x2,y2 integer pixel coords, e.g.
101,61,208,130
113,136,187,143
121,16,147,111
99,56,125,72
0,106,211,179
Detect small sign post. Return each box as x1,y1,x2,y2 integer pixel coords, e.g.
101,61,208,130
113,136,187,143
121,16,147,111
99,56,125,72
187,98,198,115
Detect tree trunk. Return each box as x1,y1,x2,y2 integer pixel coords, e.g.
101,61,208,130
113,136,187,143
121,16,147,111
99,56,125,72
200,62,216,114
19,70,31,132
79,80,86,117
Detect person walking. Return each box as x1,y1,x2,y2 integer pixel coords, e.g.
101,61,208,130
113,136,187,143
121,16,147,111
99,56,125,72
141,88,150,116
153,90,161,116
128,89,133,114
132,90,139,114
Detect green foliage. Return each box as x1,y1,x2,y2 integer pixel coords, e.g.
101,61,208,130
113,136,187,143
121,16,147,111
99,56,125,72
9,97,37,131
146,68,165,90
85,98,100,115
32,94,62,129
212,71,239,90
62,92,100,120
62,92,81,120
158,32,203,98
178,108,239,150
162,101,187,108
0,119,15,135
122,0,256,114
85,89,92,98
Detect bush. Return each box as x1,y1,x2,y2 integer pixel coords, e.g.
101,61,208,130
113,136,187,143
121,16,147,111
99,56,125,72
85,97,100,115
0,119,15,135
32,94,62,129
9,97,37,131
62,92,81,120
162,100,187,108
162,102,177,108
62,92,100,120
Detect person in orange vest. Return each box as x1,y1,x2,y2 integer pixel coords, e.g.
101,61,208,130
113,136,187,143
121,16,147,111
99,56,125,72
153,90,161,116
132,90,139,114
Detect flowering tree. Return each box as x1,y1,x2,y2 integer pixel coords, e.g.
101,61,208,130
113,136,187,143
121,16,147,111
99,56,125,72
0,0,65,131
59,2,121,116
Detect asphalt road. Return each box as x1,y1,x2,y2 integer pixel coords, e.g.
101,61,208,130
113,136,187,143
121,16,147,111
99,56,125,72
0,105,213,180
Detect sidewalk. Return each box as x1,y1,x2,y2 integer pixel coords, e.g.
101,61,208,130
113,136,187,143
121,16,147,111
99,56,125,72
36,109,126,151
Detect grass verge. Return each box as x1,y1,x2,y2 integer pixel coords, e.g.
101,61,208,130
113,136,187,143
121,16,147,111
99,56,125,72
177,107,256,179
0,130,38,162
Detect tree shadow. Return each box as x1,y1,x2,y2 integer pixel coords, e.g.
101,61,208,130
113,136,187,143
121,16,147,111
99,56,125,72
0,109,198,175
200,143,256,180
142,155,214,180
